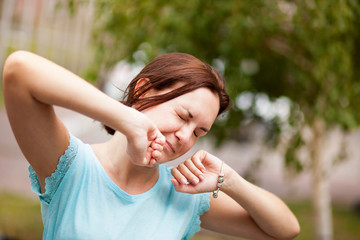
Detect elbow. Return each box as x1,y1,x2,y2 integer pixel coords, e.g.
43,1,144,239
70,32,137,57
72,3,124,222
2,50,31,91
287,216,301,239
289,223,301,239
3,50,29,80
277,221,301,240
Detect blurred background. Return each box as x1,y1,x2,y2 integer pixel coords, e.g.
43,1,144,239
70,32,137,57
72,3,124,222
0,0,360,239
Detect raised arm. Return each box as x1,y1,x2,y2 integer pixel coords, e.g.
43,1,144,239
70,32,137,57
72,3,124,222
171,150,300,240
2,51,163,191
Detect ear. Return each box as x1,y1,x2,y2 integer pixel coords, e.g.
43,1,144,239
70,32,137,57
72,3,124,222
134,78,151,98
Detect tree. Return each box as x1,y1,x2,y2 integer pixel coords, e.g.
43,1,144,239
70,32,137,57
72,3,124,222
85,0,360,239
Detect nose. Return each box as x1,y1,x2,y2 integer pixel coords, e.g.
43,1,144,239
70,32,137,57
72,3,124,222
174,125,193,145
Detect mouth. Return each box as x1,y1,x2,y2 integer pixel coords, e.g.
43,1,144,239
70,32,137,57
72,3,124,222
165,140,175,153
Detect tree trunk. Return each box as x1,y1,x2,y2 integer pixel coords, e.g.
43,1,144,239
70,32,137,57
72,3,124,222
311,119,333,240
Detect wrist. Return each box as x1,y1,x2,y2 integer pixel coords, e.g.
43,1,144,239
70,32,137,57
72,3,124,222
113,105,145,137
96,100,134,136
211,163,238,198
212,160,225,198
221,165,241,195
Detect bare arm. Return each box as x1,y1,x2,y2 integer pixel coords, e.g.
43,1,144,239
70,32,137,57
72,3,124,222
2,51,163,191
171,150,300,240
202,169,300,240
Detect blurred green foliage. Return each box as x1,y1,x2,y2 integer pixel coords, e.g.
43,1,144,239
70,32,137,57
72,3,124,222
85,0,360,170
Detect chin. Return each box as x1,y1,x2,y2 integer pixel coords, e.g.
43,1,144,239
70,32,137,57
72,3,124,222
157,153,177,164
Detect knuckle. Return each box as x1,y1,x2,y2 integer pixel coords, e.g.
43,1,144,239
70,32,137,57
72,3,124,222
184,158,193,166
195,150,203,155
171,167,177,175
193,150,206,160
198,149,207,156
177,163,186,171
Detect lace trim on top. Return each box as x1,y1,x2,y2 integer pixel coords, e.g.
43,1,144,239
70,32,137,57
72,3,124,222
184,193,211,240
29,132,78,204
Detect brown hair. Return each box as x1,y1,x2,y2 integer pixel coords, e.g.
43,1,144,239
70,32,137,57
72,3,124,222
105,52,230,135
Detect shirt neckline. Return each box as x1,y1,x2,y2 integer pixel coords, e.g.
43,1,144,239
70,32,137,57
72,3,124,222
86,144,164,202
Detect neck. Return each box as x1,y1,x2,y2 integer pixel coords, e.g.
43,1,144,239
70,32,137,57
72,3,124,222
91,132,159,195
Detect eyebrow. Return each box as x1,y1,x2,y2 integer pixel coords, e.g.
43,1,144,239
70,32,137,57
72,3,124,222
184,107,209,133
186,108,194,119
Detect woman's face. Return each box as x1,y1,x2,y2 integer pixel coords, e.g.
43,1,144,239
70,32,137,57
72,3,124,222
141,87,220,162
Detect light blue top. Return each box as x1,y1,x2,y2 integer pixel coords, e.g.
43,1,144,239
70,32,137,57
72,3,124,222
29,132,210,240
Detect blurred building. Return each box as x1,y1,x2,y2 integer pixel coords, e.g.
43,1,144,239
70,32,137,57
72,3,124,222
0,0,94,76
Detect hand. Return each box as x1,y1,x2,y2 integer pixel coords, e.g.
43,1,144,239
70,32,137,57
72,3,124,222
125,108,165,166
170,150,225,194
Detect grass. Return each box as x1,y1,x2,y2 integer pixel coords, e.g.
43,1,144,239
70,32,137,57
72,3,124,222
0,193,43,240
285,202,360,240
0,193,359,240
193,201,360,240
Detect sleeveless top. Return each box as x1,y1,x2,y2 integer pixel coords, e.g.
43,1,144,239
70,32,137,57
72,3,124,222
29,132,210,240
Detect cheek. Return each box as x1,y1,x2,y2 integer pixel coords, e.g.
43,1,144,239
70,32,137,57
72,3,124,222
149,114,182,133
145,113,180,133
178,138,197,156
157,120,182,133
142,108,165,126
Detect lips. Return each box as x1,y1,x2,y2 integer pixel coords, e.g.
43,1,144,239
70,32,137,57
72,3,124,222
165,140,175,153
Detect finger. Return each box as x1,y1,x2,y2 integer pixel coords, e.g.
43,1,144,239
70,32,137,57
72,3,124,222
147,123,158,139
170,178,180,187
191,155,206,173
170,178,198,194
171,167,188,185
192,150,208,171
184,159,204,181
154,130,165,145
145,147,153,162
177,162,200,185
149,158,157,165
151,149,161,159
151,142,163,151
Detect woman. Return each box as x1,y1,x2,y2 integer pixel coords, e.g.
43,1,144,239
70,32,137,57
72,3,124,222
2,51,300,240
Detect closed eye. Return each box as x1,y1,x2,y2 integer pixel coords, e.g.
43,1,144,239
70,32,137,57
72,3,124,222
177,113,186,121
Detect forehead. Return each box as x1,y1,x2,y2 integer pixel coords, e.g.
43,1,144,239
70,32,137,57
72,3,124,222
146,82,220,118
174,88,220,121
